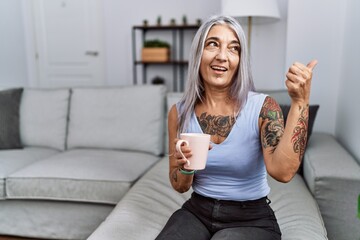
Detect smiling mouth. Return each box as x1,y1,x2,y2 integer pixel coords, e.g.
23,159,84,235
211,66,228,72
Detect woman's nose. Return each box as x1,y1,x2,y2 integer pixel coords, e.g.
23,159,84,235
215,48,227,61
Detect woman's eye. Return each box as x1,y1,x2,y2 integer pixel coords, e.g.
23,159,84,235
230,45,240,53
207,41,218,48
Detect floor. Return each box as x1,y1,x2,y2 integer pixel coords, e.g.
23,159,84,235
0,237,42,240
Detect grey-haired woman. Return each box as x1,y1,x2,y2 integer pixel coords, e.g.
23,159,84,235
156,15,317,240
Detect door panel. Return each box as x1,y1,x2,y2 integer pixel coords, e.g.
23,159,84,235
33,0,104,87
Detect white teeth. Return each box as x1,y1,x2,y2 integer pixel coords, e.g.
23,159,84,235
211,66,227,71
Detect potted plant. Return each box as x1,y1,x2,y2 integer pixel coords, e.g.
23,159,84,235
157,16,162,26
182,15,187,25
142,39,170,62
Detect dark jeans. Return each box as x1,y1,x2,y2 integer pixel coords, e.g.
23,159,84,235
156,192,281,240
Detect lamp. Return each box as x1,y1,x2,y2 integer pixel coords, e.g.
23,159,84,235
221,0,280,52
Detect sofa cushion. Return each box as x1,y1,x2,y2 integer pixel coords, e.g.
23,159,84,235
0,88,23,149
20,89,70,151
67,85,166,155
303,132,360,240
6,149,160,204
88,158,327,240
0,147,60,199
87,158,191,240
267,174,327,239
0,199,114,240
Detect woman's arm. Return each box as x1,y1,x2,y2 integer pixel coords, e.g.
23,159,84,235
168,104,194,193
260,60,317,183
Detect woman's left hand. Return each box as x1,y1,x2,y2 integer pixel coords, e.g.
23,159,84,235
285,60,318,104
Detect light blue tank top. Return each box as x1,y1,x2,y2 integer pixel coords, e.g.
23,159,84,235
179,92,270,201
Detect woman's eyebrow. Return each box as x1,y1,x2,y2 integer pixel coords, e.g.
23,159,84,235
205,36,219,42
205,37,240,45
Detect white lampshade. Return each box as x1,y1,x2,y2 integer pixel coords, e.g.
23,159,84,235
222,0,280,24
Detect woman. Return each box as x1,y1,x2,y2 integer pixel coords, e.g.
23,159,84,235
156,15,317,240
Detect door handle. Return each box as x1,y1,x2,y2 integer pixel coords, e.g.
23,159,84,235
85,51,99,56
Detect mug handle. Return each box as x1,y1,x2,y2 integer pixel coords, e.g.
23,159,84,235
175,139,190,167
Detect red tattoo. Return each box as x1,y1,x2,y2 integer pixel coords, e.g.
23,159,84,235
291,105,309,160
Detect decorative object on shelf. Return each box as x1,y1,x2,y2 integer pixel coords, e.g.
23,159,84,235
221,0,280,52
151,76,165,85
170,18,176,26
182,15,187,25
142,39,170,62
196,18,202,26
157,15,162,26
143,19,148,27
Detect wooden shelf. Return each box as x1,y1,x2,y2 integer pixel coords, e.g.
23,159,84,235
132,24,199,91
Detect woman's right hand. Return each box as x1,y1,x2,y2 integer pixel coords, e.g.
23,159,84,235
173,138,192,169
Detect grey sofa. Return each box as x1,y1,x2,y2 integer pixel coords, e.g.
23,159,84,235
1,85,355,240
0,85,166,239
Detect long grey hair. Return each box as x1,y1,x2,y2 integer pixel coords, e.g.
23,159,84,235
178,15,255,134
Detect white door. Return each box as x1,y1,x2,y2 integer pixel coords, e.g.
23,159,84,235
32,0,105,87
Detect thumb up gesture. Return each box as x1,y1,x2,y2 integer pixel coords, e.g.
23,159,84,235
285,60,318,104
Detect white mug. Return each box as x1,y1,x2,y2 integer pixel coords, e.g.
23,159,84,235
175,133,211,170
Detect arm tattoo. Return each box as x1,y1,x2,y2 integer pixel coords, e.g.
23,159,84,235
259,97,284,152
291,105,309,160
197,112,236,138
172,170,178,182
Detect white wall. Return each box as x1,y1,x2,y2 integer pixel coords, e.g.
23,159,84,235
251,0,288,90
286,0,347,134
336,0,360,163
0,0,28,89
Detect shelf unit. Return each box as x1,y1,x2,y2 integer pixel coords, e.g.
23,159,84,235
132,24,199,92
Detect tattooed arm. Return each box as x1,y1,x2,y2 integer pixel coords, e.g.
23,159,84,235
168,105,193,193
260,60,317,183
259,97,308,182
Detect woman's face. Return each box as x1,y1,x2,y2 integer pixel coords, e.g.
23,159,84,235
200,24,240,90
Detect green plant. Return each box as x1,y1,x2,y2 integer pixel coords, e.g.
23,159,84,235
157,16,162,26
144,39,170,48
182,15,187,25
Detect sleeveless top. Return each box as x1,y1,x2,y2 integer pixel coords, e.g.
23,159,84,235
177,91,270,201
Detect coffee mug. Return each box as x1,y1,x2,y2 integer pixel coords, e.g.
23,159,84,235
176,133,211,170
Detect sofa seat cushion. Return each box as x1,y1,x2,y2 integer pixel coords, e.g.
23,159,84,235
267,174,327,239
0,147,60,199
87,158,191,240
88,158,327,240
0,200,114,240
6,149,160,204
67,85,166,155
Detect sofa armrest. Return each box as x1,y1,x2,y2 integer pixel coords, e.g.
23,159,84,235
303,132,360,240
